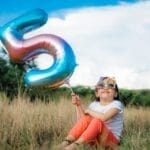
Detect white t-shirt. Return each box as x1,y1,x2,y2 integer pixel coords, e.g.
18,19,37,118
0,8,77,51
88,100,124,140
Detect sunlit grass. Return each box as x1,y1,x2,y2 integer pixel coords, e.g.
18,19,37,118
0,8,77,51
0,92,149,150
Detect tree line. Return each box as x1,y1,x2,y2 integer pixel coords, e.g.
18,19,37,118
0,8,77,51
0,58,149,106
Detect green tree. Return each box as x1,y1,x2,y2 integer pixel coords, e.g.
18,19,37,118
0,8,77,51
0,58,24,99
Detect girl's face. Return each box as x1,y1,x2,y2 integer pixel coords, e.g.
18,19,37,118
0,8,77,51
95,84,117,100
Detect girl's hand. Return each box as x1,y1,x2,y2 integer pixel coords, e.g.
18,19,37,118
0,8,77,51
71,93,81,106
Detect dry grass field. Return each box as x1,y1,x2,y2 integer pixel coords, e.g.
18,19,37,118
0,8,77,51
0,92,149,150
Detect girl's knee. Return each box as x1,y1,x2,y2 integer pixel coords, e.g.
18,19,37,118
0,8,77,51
92,118,103,125
80,115,92,122
89,118,103,132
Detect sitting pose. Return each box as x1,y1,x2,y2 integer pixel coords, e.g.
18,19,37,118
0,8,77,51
60,76,124,150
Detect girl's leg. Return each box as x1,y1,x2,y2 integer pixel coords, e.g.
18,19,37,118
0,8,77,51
77,118,103,143
59,115,92,149
75,118,119,147
67,115,93,141
64,118,102,150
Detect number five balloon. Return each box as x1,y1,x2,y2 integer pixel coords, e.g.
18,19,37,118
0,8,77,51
0,9,77,88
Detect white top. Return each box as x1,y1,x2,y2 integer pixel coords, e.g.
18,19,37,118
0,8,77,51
88,100,124,140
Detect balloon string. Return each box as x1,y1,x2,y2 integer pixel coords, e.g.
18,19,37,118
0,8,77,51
65,80,74,93
68,83,74,93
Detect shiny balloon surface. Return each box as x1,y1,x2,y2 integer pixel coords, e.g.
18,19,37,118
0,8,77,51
0,9,76,88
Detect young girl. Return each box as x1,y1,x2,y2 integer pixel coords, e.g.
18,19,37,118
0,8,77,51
60,77,124,150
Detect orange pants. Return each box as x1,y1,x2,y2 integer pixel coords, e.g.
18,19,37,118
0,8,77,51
69,115,119,148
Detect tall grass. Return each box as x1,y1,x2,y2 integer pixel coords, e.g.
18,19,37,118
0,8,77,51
0,92,149,150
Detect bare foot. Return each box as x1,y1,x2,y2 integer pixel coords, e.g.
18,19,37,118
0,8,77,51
65,143,79,150
57,140,71,150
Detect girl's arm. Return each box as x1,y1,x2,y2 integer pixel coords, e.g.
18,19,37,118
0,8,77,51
71,93,85,120
75,105,85,121
85,108,120,122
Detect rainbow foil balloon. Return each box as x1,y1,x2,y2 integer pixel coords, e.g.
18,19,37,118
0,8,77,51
0,9,77,88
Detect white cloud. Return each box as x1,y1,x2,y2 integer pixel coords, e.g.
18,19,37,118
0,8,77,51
26,1,150,89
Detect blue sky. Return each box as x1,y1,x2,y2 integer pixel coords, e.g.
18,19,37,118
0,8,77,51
0,0,137,11
0,0,150,89
0,0,138,25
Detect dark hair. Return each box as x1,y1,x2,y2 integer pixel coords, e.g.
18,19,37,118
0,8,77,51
95,84,120,101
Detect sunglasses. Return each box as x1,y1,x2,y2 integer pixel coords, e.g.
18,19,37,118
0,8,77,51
95,83,115,91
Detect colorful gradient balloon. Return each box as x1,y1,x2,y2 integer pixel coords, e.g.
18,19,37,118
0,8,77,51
0,9,77,88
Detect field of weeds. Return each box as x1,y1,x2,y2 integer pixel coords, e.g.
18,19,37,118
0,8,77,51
0,93,149,150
